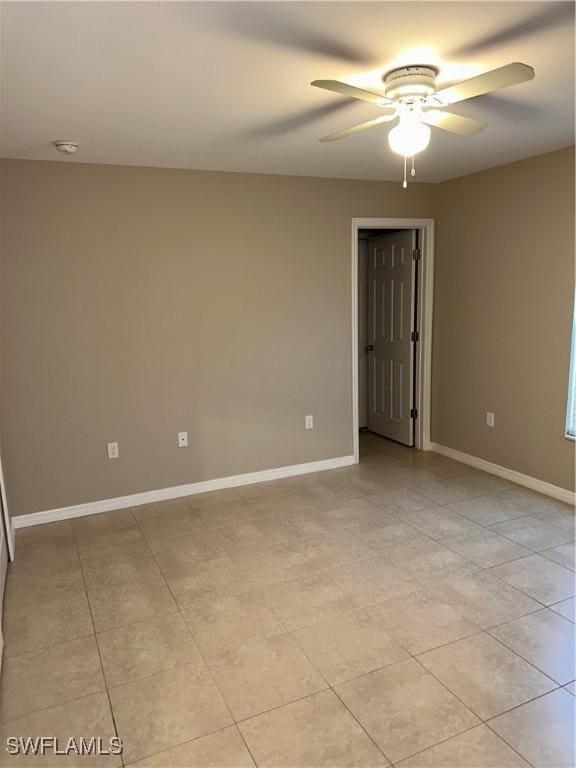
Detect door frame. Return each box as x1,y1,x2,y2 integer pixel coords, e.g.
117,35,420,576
351,217,435,461
0,456,14,560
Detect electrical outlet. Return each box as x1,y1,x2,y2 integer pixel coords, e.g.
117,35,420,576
486,411,495,428
178,431,188,448
305,414,314,430
107,441,119,459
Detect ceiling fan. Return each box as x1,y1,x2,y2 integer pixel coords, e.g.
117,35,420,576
312,62,535,186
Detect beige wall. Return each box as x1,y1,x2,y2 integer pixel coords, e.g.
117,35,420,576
433,146,575,491
1,148,573,518
0,159,434,516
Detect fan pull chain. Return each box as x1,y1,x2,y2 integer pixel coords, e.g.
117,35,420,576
411,156,416,177
402,156,407,189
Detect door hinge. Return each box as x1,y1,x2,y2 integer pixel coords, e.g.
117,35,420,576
410,408,418,419
412,248,421,261
411,331,419,342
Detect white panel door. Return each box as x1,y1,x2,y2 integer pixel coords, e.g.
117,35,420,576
367,231,416,446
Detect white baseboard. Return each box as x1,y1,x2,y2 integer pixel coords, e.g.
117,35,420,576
12,454,357,530
430,442,575,505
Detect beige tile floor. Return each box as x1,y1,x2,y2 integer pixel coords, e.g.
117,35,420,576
1,433,575,767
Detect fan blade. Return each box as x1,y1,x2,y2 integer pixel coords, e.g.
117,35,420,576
435,63,534,105
422,110,487,136
319,114,397,142
312,80,392,106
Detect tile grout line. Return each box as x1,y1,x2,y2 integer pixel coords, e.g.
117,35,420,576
263,504,569,765
288,633,394,766
119,724,242,768
7,516,568,703
389,721,489,767
4,455,573,766
278,514,567,766
2,602,566,760
288,601,554,767
136,505,263,768
3,626,99,662
7,534,553,662
479,684,576,768
410,652,543,765
383,494,573,553
140,489,400,764
485,564,574,611
331,685,394,766
0,689,121,730
480,519,574,553
97,508,238,766
414,628,564,689
484,624,575,688
70,519,125,767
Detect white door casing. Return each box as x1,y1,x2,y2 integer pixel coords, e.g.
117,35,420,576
0,456,14,560
0,522,6,671
367,231,416,445
0,453,13,672
358,239,369,429
351,218,434,460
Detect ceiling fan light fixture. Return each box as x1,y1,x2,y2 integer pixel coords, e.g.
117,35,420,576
312,60,535,187
388,111,431,157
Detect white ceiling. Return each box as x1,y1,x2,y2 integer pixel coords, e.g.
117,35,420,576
1,1,574,182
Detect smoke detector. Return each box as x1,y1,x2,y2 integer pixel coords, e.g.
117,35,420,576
53,140,78,155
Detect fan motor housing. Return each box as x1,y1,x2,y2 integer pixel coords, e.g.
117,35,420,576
383,65,438,101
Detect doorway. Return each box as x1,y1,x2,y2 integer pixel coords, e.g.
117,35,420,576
360,227,417,446
351,218,434,462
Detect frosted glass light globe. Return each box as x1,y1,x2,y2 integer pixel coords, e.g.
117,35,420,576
388,112,431,157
